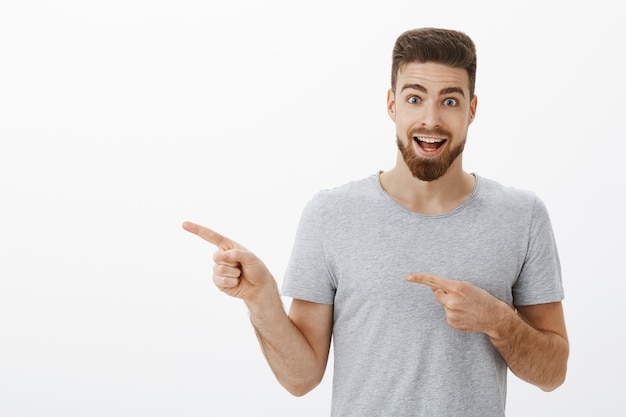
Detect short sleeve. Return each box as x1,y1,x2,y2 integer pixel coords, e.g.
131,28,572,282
281,193,336,304
512,196,564,306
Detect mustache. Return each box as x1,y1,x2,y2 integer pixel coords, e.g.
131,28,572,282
408,127,452,139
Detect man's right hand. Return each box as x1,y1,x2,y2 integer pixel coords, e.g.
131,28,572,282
183,221,333,396
182,221,276,301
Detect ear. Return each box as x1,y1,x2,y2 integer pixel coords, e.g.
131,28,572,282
387,89,396,122
468,95,478,124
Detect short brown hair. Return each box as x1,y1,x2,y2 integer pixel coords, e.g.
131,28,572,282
391,28,477,97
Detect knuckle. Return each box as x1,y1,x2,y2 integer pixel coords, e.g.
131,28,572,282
213,275,236,288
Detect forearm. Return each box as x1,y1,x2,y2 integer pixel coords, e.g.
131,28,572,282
183,222,329,395
489,305,569,391
244,285,326,396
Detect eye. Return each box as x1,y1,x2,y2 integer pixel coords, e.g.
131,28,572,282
408,96,421,104
444,98,457,107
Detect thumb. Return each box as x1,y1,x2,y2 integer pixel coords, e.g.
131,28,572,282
221,248,263,269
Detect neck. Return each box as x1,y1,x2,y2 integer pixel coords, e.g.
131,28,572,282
380,153,475,215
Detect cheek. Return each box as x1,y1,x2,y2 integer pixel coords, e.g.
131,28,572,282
395,118,412,134
443,112,469,130
394,107,414,127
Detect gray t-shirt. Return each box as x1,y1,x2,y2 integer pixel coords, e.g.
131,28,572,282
281,172,563,417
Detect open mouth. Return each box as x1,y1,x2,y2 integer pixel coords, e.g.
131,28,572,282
413,136,447,153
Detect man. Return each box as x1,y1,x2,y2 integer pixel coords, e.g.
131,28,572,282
183,27,568,416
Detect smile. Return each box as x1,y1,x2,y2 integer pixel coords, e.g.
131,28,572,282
413,136,447,152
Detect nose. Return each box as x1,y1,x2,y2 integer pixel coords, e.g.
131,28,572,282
419,102,442,128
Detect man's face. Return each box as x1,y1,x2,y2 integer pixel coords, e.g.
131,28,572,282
387,62,477,181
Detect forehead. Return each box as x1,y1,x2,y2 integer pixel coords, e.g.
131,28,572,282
396,62,469,93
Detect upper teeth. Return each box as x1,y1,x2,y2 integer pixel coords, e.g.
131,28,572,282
416,137,444,143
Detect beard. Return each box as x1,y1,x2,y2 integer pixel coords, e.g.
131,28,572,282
397,129,466,182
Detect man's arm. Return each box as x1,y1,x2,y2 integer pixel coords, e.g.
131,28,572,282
182,221,333,396
407,272,569,392
490,301,568,391
250,296,333,396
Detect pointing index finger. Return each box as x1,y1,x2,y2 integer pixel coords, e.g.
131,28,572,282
407,272,450,291
182,221,236,250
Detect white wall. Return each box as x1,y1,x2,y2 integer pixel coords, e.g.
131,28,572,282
1,1,623,415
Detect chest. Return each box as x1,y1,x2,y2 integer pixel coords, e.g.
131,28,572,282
325,212,528,306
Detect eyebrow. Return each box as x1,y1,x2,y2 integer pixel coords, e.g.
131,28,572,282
400,83,465,98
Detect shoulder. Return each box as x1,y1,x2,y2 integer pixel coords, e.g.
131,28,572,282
475,175,543,211
297,173,385,230
307,173,381,209
472,175,554,231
